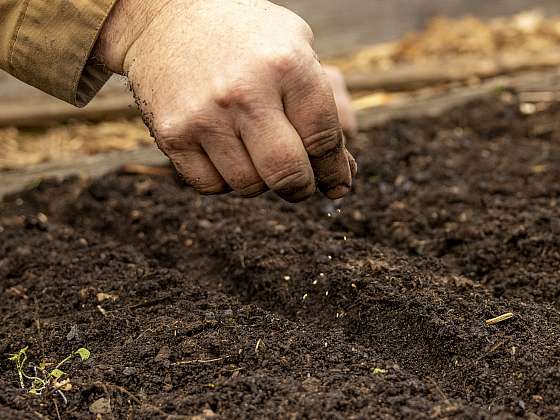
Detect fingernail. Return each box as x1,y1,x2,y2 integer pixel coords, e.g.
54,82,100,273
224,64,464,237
325,184,350,200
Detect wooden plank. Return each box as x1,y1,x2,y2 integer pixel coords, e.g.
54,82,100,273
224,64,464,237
346,51,560,92
0,146,167,199
356,69,560,128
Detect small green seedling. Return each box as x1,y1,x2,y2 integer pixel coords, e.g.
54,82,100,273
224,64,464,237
8,347,91,402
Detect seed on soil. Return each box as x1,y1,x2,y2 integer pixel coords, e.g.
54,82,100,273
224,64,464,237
312,280,318,285
283,275,291,281
302,294,308,300
255,339,265,353
96,305,107,317
485,312,514,325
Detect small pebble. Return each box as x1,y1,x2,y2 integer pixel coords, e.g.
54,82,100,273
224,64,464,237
123,367,137,376
89,398,111,414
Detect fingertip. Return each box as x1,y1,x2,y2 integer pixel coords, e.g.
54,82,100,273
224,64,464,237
283,182,316,203
324,184,350,200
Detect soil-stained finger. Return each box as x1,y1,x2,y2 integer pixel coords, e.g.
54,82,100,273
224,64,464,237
169,149,230,195
201,133,268,198
237,103,315,202
282,57,353,199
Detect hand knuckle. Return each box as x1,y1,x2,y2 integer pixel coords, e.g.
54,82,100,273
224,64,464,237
155,112,219,150
268,49,301,77
215,81,256,111
304,127,343,158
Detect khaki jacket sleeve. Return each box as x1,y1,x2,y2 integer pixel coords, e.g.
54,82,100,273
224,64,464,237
0,0,118,107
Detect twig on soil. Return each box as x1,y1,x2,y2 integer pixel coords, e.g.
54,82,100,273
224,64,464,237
173,356,229,365
487,340,506,354
53,399,61,420
485,312,513,325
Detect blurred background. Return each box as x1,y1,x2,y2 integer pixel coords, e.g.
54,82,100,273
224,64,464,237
2,0,560,196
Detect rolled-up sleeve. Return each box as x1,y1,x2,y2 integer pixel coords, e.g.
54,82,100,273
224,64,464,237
0,0,117,107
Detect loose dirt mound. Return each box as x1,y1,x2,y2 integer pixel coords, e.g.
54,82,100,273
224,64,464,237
1,93,560,418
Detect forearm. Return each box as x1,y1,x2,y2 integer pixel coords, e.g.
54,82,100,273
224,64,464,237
0,0,117,106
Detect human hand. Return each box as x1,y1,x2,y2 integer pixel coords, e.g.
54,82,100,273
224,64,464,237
95,0,356,202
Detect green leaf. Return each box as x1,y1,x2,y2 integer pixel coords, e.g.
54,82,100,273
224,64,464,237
8,346,28,361
75,348,91,361
50,368,65,379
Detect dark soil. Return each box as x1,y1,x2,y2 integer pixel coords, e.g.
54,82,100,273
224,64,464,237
1,92,560,419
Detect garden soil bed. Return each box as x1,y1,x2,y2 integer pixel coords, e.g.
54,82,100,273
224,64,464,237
1,92,560,419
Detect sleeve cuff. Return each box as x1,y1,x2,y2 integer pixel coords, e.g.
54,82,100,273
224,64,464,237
8,0,118,107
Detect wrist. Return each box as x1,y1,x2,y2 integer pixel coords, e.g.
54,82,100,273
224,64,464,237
94,0,173,74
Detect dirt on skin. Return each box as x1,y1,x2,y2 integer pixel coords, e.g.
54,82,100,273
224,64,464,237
1,92,560,419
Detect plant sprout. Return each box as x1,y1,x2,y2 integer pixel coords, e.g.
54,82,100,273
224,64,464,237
8,347,91,400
